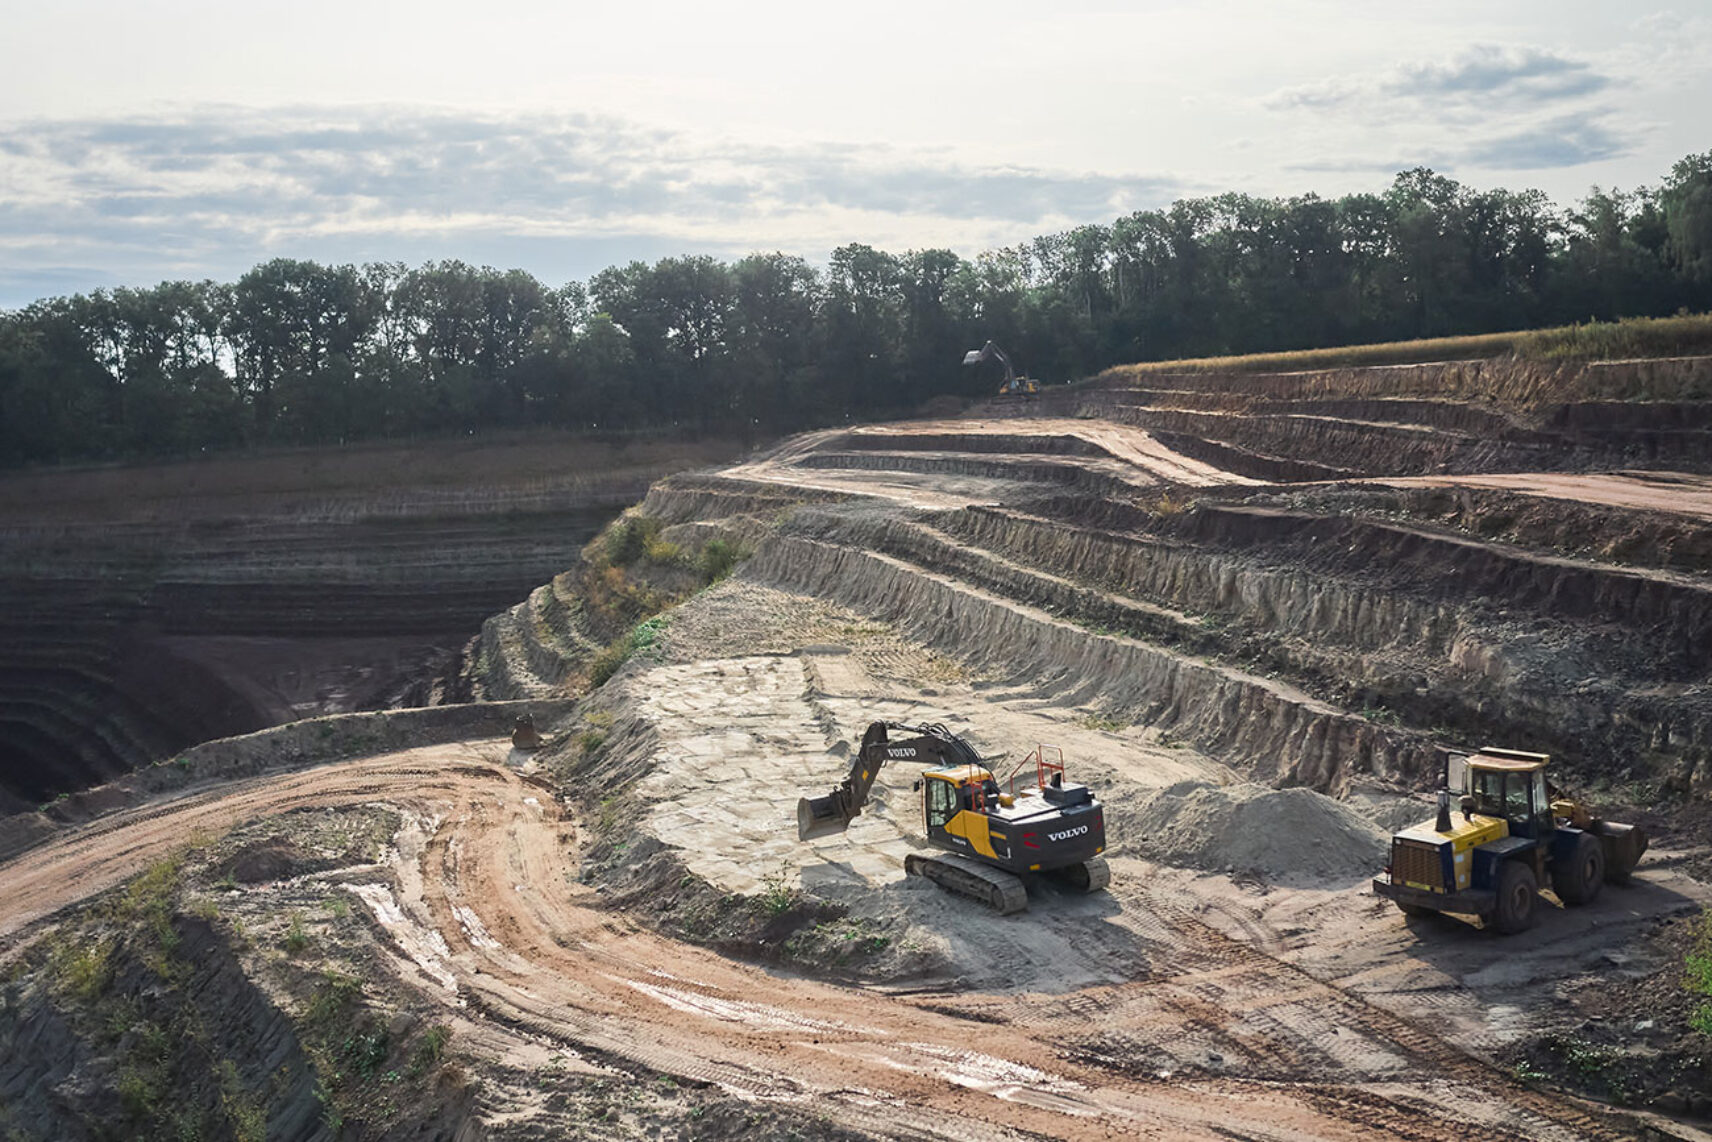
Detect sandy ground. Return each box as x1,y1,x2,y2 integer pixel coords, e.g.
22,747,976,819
1380,470,1712,521
721,418,1259,509
0,735,1679,1141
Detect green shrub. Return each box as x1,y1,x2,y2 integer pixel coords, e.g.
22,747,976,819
589,614,671,687
602,515,664,567
588,637,633,687
341,1028,390,1079
642,534,685,566
699,538,748,583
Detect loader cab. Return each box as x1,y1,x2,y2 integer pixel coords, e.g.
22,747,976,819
1462,750,1553,841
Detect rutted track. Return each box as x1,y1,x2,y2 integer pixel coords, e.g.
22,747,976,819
0,743,1640,1139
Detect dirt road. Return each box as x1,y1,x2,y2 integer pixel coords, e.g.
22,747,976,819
0,741,1642,1140
1380,470,1712,521
722,418,1256,510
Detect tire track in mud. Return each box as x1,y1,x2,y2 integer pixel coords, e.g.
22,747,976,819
0,745,1639,1140
1050,893,1626,1141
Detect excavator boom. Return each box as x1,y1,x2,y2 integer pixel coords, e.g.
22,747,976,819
797,721,980,841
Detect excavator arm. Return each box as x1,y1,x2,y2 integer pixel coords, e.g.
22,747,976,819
797,721,982,841
961,340,1017,386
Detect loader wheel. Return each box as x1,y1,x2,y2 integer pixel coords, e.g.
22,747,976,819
1551,834,1605,906
1491,861,1538,935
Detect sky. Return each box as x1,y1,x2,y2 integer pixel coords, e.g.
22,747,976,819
1,0,1709,308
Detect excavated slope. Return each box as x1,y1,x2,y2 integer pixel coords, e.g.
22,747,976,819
0,432,738,813
475,357,1712,797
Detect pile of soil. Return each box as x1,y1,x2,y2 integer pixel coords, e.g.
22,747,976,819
1122,781,1388,881
221,837,317,883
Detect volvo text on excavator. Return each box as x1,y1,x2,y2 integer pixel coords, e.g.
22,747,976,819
797,721,1109,914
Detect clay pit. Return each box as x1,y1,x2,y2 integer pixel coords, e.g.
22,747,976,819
6,357,1712,1139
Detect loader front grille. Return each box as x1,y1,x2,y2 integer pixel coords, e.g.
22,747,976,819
1391,838,1446,892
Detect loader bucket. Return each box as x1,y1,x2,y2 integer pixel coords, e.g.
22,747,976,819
797,794,852,842
1592,820,1648,881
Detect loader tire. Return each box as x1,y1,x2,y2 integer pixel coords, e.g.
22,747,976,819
1551,833,1605,906
1491,861,1538,935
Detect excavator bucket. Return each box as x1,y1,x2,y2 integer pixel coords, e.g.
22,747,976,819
797,793,853,841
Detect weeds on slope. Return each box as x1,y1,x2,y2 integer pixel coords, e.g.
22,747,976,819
580,513,753,688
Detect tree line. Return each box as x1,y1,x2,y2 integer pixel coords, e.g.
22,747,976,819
2,152,1710,468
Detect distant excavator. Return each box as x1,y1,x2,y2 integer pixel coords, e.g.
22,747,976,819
962,341,1040,399
797,721,1109,914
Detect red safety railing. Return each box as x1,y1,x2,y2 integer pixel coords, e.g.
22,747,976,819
1006,745,1065,797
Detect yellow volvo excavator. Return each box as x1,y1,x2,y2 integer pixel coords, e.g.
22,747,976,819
798,721,1109,914
962,341,1040,399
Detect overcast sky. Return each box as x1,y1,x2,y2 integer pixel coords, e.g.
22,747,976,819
2,0,1708,308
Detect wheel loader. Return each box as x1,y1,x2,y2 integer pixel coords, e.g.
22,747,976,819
1372,747,1647,934
797,721,1109,914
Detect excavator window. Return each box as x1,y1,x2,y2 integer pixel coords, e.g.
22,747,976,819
926,779,954,828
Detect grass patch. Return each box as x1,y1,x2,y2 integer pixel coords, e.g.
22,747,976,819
589,613,673,687
218,1058,267,1142
408,1025,453,1077
49,937,115,1004
304,970,364,1028
1685,908,1712,1035
1111,312,1712,376
283,912,311,954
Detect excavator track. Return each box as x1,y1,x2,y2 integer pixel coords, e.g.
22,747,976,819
905,851,1029,915
1054,856,1111,893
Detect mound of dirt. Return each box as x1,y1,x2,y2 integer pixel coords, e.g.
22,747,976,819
222,837,316,883
1123,781,1388,881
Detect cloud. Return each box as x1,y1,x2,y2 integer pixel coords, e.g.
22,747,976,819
1268,44,1615,117
0,107,1184,307
1459,113,1632,169
1390,45,1610,103
1265,44,1635,177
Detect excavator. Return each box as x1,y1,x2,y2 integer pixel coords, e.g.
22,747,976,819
962,341,1040,399
797,721,1109,914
